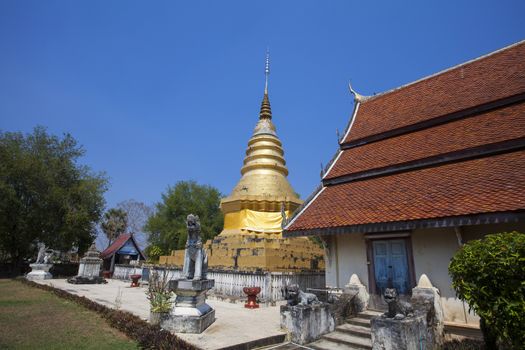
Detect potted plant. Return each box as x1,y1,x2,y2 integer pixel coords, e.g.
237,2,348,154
146,268,173,325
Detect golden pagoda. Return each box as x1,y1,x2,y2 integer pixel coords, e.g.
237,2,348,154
220,53,301,236
160,52,324,271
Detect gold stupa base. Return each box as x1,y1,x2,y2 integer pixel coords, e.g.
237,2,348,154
159,232,325,272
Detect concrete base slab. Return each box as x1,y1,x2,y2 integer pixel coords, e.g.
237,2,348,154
26,270,53,280
172,303,212,317
162,309,215,333
67,276,107,284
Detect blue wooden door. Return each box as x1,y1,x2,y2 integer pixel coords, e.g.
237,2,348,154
372,239,410,295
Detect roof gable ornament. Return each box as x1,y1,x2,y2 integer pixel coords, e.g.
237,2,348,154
348,81,370,103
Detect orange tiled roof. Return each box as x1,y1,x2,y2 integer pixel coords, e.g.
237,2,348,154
343,41,525,144
326,102,525,180
100,233,145,260
285,41,525,235
287,151,525,232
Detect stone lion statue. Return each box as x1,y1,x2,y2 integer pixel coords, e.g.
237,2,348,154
383,287,413,320
283,284,320,306
182,214,208,280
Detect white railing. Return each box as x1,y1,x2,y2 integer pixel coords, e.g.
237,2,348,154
113,265,143,280
113,264,325,302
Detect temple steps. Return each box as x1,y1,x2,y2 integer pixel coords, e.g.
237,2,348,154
311,333,371,350
352,310,383,320
336,324,372,338
308,310,382,350
345,317,372,328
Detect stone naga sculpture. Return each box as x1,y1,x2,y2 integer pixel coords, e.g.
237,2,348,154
383,287,414,320
283,284,320,306
182,214,208,280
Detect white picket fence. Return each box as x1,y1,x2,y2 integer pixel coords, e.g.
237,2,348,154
113,265,143,280
113,264,325,302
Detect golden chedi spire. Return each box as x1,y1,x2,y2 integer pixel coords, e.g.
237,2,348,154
160,51,324,273
259,93,272,119
220,50,302,234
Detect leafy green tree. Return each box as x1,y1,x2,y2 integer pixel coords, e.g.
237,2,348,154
145,181,223,253
101,208,128,248
145,244,163,263
449,232,525,348
0,127,107,263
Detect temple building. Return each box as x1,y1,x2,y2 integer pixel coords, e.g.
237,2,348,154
284,40,525,329
101,233,146,273
160,54,324,271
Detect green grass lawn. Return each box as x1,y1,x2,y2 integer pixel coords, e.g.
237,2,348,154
0,279,139,350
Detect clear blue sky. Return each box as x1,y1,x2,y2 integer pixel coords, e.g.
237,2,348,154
1,1,524,211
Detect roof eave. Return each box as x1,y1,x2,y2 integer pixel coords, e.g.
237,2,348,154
284,211,525,238
284,185,325,230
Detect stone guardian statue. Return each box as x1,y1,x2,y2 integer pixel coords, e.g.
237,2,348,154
36,243,47,264
163,214,215,333
182,214,208,280
383,287,414,320
27,242,53,280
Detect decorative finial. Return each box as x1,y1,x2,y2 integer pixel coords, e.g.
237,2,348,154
348,80,369,103
417,274,434,289
265,48,270,94
259,48,272,120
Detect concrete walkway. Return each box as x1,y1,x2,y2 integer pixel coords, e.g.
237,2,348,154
36,279,286,350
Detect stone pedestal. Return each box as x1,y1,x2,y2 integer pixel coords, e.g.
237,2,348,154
78,257,102,278
162,279,215,333
371,314,428,350
411,274,444,349
26,263,53,280
344,274,369,313
280,303,335,345
68,244,105,284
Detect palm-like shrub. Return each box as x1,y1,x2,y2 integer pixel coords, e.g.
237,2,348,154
146,269,173,313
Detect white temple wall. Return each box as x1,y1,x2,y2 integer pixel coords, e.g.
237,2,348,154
324,235,337,288
324,222,524,327
412,222,525,326
325,233,368,289
411,227,474,325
